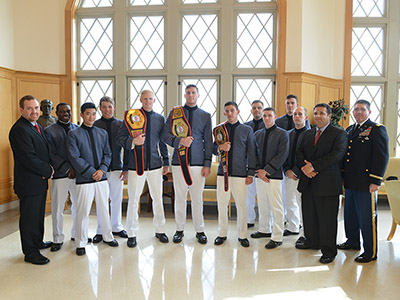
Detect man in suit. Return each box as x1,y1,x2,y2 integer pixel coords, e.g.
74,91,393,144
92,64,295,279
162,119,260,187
244,100,265,228
9,95,54,265
338,99,389,263
44,103,79,252
251,107,289,249
296,103,347,264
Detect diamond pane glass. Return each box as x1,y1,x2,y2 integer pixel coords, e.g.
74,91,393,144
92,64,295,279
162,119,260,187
351,27,384,76
237,13,274,69
129,79,165,115
130,0,164,6
80,79,113,119
80,0,113,8
80,17,113,70
353,0,385,17
183,0,217,3
397,88,400,156
130,16,164,69
181,79,218,126
235,78,273,122
350,85,383,124
182,14,218,69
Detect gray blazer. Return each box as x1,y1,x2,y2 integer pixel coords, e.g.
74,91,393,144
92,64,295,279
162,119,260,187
255,125,289,180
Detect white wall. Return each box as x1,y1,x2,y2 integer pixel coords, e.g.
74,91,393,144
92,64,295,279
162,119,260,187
13,0,66,74
0,0,15,69
286,0,346,79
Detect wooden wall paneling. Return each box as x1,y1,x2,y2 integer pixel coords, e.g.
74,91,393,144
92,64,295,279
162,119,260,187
16,71,63,114
0,67,18,205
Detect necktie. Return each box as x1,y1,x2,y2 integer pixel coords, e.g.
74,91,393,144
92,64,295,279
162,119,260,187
314,129,321,146
35,124,41,135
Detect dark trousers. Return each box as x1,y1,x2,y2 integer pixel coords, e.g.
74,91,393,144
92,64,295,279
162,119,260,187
18,193,47,258
344,189,377,258
301,188,340,257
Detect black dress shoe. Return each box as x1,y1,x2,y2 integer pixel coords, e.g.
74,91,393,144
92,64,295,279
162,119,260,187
295,236,306,244
319,255,335,264
127,237,137,248
155,233,169,243
112,230,128,238
173,231,184,243
295,237,319,250
238,238,250,248
283,229,299,236
71,237,93,243
92,234,103,243
355,254,377,263
247,223,255,228
196,232,208,244
250,231,271,238
337,242,361,250
39,241,52,249
103,239,119,247
265,240,282,249
76,247,86,256
214,236,227,245
24,254,50,265
50,242,63,252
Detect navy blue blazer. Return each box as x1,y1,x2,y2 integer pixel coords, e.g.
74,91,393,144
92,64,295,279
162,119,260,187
9,117,52,196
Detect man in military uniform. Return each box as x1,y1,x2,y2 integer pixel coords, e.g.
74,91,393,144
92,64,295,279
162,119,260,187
338,99,389,263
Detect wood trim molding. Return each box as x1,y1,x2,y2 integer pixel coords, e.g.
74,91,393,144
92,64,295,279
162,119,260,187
343,0,353,128
276,0,287,117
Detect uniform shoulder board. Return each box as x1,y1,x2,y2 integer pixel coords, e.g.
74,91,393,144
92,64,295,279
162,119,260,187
375,123,383,127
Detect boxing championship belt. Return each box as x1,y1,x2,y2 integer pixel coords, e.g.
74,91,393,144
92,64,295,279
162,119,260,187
213,122,229,192
124,109,147,176
170,106,192,186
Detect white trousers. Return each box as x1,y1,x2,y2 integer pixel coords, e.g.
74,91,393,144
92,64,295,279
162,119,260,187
126,168,166,237
172,166,205,232
256,178,284,242
284,176,302,232
75,181,113,248
246,179,257,223
217,176,248,239
97,170,124,234
51,177,77,243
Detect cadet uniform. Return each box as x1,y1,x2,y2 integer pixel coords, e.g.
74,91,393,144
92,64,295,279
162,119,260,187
343,119,389,260
254,125,289,242
282,126,307,233
117,109,169,238
94,116,128,234
67,124,114,248
44,121,78,244
162,105,213,233
243,118,265,225
213,122,256,240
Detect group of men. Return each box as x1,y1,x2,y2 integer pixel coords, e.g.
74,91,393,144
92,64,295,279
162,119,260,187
9,85,389,266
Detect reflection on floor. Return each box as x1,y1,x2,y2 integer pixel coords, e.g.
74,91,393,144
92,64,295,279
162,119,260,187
1,203,400,300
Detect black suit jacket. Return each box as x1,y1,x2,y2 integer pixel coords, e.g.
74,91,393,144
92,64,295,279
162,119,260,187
297,124,347,196
343,119,389,191
9,116,52,197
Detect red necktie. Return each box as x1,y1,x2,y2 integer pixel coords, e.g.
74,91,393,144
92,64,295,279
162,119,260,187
35,124,42,135
314,129,321,146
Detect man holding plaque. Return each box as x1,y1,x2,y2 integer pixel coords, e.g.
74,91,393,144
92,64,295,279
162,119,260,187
162,84,213,244
252,107,289,249
213,101,256,247
117,90,170,248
